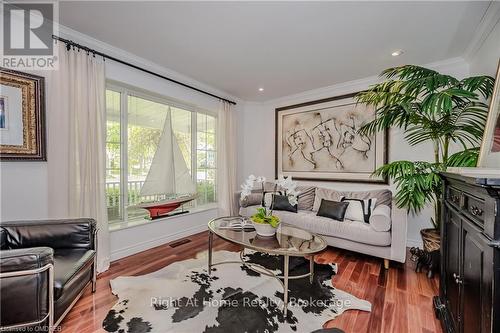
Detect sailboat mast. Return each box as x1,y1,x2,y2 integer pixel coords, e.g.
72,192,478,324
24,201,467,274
167,108,176,193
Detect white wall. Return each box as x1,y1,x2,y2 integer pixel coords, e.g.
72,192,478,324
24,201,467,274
468,13,500,76
237,58,470,247
0,162,48,220
0,68,50,221
110,208,217,261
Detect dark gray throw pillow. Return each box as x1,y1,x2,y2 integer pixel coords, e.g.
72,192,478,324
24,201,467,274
262,190,282,207
270,194,298,213
316,199,349,221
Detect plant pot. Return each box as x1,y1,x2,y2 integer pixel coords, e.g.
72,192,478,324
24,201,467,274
421,228,440,252
252,221,278,237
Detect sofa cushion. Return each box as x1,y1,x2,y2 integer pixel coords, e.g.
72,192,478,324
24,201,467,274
53,249,95,300
271,194,298,213
316,199,349,221
239,205,259,217
341,197,377,223
296,186,316,211
240,193,262,207
369,204,392,232
263,191,283,207
273,210,391,246
313,188,392,211
313,188,342,211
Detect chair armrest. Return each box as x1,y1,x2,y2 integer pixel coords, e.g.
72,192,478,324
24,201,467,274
0,247,53,272
1,218,97,250
0,248,53,329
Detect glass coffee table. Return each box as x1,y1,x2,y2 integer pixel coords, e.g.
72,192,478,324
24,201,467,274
207,216,327,313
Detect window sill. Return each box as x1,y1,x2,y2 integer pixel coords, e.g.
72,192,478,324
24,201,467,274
109,203,218,232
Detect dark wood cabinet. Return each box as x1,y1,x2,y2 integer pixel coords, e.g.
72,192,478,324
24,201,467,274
443,208,461,329
434,172,500,333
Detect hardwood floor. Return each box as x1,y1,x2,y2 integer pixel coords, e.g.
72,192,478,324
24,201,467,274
59,231,442,333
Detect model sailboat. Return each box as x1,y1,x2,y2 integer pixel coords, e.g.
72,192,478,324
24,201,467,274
138,109,197,219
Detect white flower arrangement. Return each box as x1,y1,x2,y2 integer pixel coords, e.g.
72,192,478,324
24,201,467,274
240,175,300,226
276,175,299,206
240,174,266,198
240,175,299,231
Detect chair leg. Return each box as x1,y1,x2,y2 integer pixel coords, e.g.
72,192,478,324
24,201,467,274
384,259,390,270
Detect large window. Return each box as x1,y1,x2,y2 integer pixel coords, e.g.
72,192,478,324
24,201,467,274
105,85,217,223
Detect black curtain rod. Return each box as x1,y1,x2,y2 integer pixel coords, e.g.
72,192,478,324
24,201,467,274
52,35,237,105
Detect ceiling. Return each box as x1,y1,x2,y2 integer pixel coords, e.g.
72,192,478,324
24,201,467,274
60,1,491,102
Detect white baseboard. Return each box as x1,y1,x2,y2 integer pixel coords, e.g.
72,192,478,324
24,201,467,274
406,238,423,248
110,223,208,261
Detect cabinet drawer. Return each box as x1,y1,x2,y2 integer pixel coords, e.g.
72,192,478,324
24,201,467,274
463,193,485,226
446,186,462,208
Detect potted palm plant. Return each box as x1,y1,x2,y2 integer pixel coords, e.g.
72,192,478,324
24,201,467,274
356,65,494,251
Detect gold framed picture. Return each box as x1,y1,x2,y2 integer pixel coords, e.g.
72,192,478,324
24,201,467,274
478,60,500,168
0,68,46,161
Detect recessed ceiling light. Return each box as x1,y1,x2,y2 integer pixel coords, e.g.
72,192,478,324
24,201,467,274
391,50,404,57
258,87,264,92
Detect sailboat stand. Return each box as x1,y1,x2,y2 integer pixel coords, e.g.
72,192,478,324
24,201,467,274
139,194,198,220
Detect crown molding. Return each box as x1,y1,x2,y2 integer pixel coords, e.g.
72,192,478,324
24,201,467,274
56,24,242,105
463,1,500,61
267,75,380,108
266,57,468,108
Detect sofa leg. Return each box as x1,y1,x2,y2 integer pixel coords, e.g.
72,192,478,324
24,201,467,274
384,259,390,270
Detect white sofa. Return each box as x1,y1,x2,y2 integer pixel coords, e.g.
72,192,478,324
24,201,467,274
238,185,407,266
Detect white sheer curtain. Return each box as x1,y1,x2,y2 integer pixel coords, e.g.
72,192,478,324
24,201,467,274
217,101,237,216
47,42,110,272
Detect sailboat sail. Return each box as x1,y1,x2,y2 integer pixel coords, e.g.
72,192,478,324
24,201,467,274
140,108,195,197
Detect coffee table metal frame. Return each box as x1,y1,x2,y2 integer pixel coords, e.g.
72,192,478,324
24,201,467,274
207,218,327,314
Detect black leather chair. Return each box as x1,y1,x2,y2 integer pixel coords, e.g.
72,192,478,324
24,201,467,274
0,219,97,332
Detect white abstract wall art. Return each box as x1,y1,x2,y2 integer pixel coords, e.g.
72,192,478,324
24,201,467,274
275,93,387,183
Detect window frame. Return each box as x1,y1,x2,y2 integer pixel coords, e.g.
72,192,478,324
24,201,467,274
105,81,218,226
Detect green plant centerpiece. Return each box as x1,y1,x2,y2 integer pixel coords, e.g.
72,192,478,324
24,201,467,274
356,65,494,251
240,175,299,237
251,207,281,228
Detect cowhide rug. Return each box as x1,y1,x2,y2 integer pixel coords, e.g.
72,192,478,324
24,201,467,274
103,250,371,333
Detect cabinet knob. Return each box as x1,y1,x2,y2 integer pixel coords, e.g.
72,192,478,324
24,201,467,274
453,273,457,279
455,276,463,285
470,206,483,216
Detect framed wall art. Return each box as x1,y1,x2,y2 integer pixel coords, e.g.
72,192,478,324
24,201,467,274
478,60,500,168
275,92,387,183
0,68,46,161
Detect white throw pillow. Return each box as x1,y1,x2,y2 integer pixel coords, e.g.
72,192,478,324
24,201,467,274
341,197,377,223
